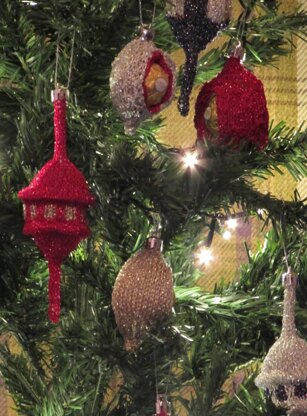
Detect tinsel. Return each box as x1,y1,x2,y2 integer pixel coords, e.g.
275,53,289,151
110,30,176,135
18,87,95,323
255,268,307,415
166,0,231,116
194,57,269,149
112,237,174,351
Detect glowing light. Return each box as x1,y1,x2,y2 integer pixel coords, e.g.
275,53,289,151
196,247,213,266
223,230,232,240
182,151,198,169
22,1,38,4
226,218,238,230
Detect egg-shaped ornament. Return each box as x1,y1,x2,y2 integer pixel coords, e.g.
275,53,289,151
110,27,176,135
194,56,269,149
255,269,307,415
166,0,231,116
18,86,95,324
112,237,174,351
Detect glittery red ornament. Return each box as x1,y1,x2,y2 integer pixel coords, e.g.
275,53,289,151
18,87,95,323
155,394,170,416
194,57,269,149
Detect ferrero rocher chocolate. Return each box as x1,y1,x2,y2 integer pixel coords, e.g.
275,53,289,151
112,237,174,351
255,269,307,415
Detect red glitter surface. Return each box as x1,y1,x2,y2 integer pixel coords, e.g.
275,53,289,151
195,57,269,149
18,92,95,323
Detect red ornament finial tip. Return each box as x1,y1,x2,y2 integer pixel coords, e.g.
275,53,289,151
48,260,62,324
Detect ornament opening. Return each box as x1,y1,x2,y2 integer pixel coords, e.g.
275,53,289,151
143,51,174,112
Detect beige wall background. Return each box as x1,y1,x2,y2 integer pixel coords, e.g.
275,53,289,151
0,0,305,414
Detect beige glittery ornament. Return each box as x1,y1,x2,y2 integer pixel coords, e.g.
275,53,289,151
112,237,174,351
255,268,307,415
110,29,176,135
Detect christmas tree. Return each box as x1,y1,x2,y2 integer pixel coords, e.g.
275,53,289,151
0,0,306,415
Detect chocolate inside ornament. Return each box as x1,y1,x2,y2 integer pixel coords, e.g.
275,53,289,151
143,51,174,111
255,269,307,415
167,0,231,116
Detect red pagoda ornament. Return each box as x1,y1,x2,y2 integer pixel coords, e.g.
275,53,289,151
155,394,171,416
18,86,95,323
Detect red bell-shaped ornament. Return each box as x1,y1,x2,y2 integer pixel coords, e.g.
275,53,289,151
194,56,269,149
18,87,95,323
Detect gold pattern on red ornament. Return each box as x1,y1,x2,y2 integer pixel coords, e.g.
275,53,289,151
112,237,174,351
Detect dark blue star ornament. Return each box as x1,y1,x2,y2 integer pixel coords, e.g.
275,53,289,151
166,0,231,116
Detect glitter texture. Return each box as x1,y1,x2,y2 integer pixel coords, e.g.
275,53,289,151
255,269,307,415
167,0,231,116
110,36,176,135
18,87,95,323
195,57,269,149
156,394,170,416
112,237,174,351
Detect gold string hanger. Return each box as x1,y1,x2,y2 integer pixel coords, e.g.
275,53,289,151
54,29,76,92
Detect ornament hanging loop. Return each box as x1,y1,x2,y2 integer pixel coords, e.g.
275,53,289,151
139,0,157,40
227,38,246,62
53,28,76,93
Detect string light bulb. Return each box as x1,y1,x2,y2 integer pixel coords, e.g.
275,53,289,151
222,230,232,240
182,151,198,169
195,247,213,266
226,218,238,230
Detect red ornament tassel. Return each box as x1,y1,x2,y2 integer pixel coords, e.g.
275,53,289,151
48,260,62,324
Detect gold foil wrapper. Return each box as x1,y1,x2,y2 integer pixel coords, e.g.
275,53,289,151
112,240,174,351
255,269,307,414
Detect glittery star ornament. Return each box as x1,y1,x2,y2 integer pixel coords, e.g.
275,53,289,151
112,237,174,351
110,28,176,135
255,269,307,415
194,57,269,149
18,87,95,323
167,0,231,116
